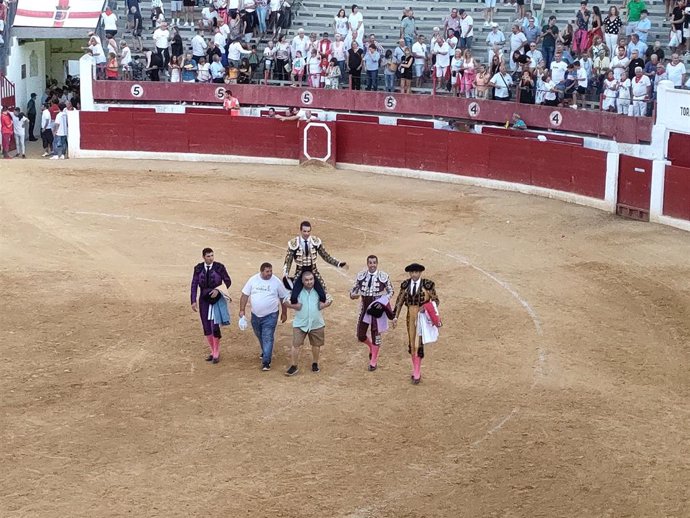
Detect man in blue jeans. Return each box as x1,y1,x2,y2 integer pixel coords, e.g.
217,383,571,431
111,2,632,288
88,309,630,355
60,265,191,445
364,43,381,91
239,262,289,371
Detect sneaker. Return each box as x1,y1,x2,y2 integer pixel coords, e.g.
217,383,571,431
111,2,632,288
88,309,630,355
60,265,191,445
262,363,271,371
285,365,299,376
570,105,578,110
41,152,49,157
50,155,59,159
311,362,320,373
59,155,65,159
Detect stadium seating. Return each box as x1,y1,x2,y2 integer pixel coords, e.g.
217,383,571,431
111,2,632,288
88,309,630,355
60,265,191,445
116,0,674,69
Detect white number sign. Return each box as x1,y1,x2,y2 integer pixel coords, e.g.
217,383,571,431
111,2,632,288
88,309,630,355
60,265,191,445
301,90,314,105
130,84,144,98
549,110,563,127
384,96,397,110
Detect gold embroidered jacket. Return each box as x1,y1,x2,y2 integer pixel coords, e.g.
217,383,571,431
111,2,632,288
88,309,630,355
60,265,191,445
393,278,439,318
283,235,342,277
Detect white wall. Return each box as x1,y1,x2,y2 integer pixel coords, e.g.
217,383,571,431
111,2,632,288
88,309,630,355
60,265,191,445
45,39,84,83
5,39,46,111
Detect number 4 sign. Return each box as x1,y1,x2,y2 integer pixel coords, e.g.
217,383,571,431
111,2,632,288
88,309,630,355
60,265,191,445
549,110,563,127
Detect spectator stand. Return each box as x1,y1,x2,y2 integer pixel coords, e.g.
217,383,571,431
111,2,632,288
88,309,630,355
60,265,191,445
107,0,685,113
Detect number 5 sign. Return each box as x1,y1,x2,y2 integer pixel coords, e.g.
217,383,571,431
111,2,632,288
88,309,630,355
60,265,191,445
130,84,144,98
301,90,314,105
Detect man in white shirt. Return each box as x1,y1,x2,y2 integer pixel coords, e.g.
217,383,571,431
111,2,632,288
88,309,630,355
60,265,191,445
50,104,68,160
213,26,227,56
101,7,118,38
412,35,427,87
432,36,451,80
485,22,505,64
571,60,588,109
228,39,251,67
458,9,473,50
239,262,289,371
191,29,208,61
11,108,28,159
550,52,568,86
291,29,311,60
666,53,687,87
630,66,651,116
153,22,171,66
199,4,217,30
40,103,54,157
509,24,527,71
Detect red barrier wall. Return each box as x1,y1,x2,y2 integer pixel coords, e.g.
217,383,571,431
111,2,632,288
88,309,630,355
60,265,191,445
667,132,690,169
79,110,608,201
92,81,652,144
336,121,607,199
663,165,690,221
80,110,301,159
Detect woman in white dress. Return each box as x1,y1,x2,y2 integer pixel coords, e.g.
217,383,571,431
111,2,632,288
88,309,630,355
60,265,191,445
334,8,349,38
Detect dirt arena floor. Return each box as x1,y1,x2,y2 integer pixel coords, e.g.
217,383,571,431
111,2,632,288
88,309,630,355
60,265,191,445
1,154,689,517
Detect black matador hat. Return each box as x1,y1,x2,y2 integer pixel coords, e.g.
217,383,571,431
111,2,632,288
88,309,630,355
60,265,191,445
405,263,425,273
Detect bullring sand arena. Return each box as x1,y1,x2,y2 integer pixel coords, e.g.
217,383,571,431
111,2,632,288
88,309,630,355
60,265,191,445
2,158,690,518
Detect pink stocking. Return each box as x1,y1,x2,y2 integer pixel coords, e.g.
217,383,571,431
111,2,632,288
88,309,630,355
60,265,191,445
205,335,214,353
362,338,373,354
212,337,220,359
370,344,380,367
412,355,422,380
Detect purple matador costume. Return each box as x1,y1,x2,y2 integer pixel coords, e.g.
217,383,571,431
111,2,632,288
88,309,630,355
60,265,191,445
190,262,232,338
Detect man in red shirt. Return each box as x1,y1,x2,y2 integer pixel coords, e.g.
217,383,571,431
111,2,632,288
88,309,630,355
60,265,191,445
1,105,15,159
49,100,61,121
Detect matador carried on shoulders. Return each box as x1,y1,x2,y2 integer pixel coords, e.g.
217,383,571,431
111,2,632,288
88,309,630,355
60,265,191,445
283,220,348,304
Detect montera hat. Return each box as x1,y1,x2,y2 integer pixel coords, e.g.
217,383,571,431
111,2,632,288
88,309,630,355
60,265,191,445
405,263,425,272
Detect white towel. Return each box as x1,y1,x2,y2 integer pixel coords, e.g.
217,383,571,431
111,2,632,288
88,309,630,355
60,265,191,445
417,309,439,344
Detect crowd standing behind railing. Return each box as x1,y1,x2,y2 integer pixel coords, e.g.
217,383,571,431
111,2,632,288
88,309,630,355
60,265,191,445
86,0,690,115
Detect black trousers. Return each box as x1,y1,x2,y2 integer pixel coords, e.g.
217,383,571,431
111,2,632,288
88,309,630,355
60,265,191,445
350,70,361,90
157,47,170,67
41,128,54,149
290,268,327,304
28,113,36,139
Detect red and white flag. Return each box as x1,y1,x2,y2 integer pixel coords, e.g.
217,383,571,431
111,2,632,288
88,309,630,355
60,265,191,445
14,0,106,28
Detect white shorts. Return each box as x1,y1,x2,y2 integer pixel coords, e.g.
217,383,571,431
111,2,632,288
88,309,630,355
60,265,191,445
414,63,424,77
435,65,447,78
485,0,497,7
602,95,616,111
684,27,690,38
171,1,182,11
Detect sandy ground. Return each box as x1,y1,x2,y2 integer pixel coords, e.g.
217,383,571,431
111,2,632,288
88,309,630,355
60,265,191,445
1,151,689,517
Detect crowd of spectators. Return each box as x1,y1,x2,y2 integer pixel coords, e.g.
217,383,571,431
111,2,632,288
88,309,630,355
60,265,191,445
85,0,690,115
0,79,80,159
